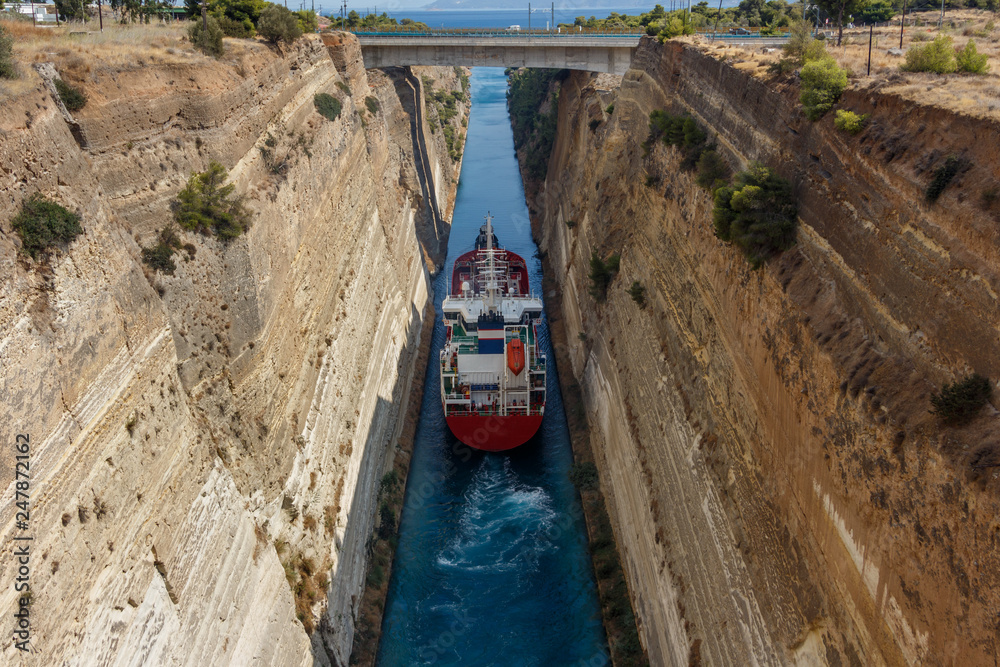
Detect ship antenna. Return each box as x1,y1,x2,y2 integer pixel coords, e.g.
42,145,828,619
485,212,496,311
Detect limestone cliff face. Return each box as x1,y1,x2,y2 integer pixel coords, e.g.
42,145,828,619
529,39,1000,665
0,34,459,665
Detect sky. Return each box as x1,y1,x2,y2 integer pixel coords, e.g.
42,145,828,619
347,1,658,8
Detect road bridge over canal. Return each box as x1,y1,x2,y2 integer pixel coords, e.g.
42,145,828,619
351,30,645,75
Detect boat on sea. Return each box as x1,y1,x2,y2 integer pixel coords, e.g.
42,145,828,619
439,213,546,451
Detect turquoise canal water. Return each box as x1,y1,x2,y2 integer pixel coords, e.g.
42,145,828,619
376,68,609,666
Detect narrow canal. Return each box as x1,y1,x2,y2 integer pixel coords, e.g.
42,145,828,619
376,68,609,666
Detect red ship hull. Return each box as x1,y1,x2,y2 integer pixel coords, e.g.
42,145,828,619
445,413,543,451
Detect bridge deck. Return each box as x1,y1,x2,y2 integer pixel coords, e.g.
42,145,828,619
347,31,787,74
355,35,643,47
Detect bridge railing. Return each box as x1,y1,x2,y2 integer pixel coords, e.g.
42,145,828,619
696,28,792,39
343,26,647,38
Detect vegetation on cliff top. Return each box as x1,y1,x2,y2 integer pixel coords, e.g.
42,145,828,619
902,35,991,75
770,22,847,120
0,23,16,80
258,4,303,45
189,16,226,58
558,2,798,35
11,193,83,259
508,68,569,180
334,9,429,30
800,57,848,120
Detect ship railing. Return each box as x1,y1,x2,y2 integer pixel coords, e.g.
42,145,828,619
505,329,528,343
445,404,543,417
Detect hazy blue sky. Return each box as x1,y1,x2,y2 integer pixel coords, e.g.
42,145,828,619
345,1,657,9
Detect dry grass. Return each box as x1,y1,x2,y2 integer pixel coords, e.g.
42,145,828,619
697,9,1000,120
0,17,266,100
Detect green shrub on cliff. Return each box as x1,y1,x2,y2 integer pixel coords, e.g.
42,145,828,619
508,68,569,180
712,162,797,268
628,281,647,308
648,109,711,171
930,374,993,425
189,16,226,58
11,193,83,259
258,4,302,45
0,24,16,80
141,226,184,275
173,162,252,240
783,21,828,64
569,462,599,490
834,110,868,135
589,252,620,302
800,57,847,120
54,78,87,112
314,93,342,121
695,149,730,190
926,155,963,203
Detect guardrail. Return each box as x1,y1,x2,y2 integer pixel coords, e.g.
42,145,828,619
699,30,792,38
345,27,647,38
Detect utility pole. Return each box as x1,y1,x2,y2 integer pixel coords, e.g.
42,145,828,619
201,0,208,30
528,3,531,35
867,23,872,75
98,0,103,30
551,2,553,33
714,0,723,37
899,0,907,49
938,0,945,30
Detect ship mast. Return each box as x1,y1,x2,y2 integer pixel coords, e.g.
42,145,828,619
484,212,498,313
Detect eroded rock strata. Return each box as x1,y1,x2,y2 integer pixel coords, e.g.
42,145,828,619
526,38,1000,666
0,34,465,665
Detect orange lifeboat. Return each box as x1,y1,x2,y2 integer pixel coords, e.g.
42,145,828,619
507,338,525,375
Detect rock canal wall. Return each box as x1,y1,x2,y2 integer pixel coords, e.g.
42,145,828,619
0,33,464,666
526,37,1000,666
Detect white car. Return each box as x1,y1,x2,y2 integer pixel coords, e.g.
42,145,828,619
507,25,521,31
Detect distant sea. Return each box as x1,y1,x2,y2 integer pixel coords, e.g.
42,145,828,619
318,5,744,28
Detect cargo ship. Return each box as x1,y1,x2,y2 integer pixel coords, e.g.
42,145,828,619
439,213,546,451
